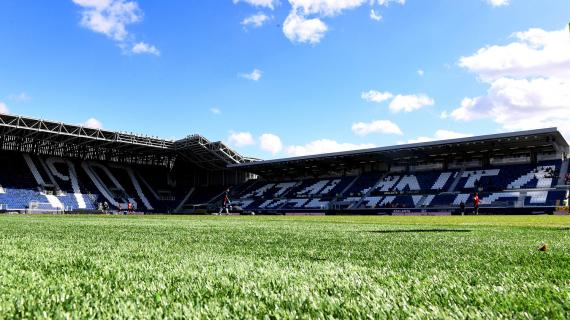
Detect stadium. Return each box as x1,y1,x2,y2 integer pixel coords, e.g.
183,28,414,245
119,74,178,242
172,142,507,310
1,112,568,215
2,1,570,318
1,112,570,318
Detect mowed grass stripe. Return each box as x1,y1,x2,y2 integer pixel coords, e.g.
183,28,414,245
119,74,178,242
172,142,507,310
0,215,568,319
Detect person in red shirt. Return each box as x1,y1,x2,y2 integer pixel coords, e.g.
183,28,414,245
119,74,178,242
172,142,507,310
473,193,480,215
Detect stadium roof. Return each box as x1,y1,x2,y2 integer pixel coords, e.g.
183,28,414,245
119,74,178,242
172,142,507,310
0,113,249,169
3,113,567,174
229,128,569,176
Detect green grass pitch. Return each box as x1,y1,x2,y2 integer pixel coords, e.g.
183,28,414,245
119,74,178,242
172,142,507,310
0,214,569,318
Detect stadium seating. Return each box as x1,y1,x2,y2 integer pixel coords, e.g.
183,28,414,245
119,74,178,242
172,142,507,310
0,149,566,214
0,152,188,212
230,160,567,212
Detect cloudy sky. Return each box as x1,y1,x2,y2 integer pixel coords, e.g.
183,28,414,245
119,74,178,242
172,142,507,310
0,0,569,159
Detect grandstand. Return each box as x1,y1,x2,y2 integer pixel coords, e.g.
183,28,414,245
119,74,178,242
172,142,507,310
0,113,568,214
228,127,570,215
0,113,254,213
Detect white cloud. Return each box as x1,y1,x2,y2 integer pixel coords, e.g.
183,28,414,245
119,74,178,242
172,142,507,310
289,0,367,16
131,42,160,56
361,90,393,103
459,28,570,81
260,133,283,154
452,27,570,138
286,139,376,156
284,0,353,43
233,0,277,9
210,107,221,115
486,0,509,7
280,0,404,44
83,118,103,129
72,0,159,55
240,68,263,81
450,97,484,121
377,0,406,5
228,131,255,147
351,119,403,136
229,131,379,157
389,94,434,112
242,13,270,28
287,0,404,17
7,92,31,102
72,0,141,41
283,11,328,44
236,0,405,44
417,69,424,76
450,77,570,133
369,9,382,21
361,90,434,113
0,102,9,114
407,129,472,144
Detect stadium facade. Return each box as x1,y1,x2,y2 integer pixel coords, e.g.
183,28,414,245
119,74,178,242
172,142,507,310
0,113,569,215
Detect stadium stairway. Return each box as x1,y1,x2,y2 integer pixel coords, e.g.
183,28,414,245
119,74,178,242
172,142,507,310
174,187,195,212
447,169,464,192
23,154,46,186
96,164,139,208
127,167,154,210
136,171,161,201
340,175,360,196
82,161,125,209
515,192,526,208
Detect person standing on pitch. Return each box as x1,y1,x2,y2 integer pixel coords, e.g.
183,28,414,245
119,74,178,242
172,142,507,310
473,192,480,215
565,190,569,213
219,189,231,215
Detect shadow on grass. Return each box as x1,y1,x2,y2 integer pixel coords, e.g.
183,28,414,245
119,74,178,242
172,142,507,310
309,257,328,261
368,229,472,234
539,227,570,231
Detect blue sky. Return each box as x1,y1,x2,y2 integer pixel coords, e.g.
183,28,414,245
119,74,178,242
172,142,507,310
1,0,569,159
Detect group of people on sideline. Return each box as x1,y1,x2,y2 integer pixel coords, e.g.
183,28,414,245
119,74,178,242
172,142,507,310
97,201,136,214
